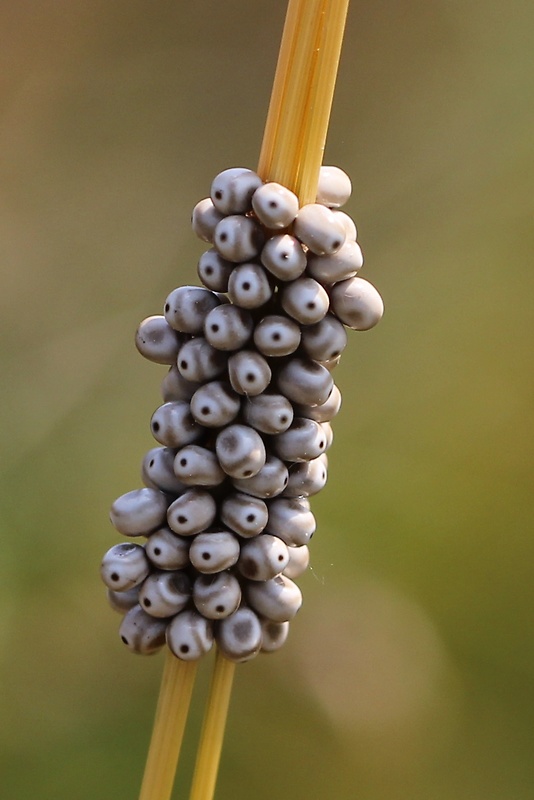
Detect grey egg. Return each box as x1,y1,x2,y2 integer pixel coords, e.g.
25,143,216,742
232,454,289,499
242,393,294,435
213,215,264,263
300,314,347,362
211,168,263,215
161,365,201,403
293,203,346,255
135,316,182,365
119,605,168,655
107,586,140,615
295,383,342,422
283,545,310,579
316,165,352,208
283,454,328,497
166,609,214,661
253,314,301,357
307,240,363,285
216,606,263,663
101,542,150,591
220,492,269,538
110,488,169,536
150,401,202,448
227,263,273,309
261,234,307,281
280,277,330,325
227,350,272,396
192,572,242,620
260,619,290,653
317,355,342,372
329,276,384,330
320,421,334,450
215,424,266,479
197,248,234,292
145,527,190,570
167,488,217,536
277,357,333,407
265,496,316,546
164,286,221,334
141,447,187,495
238,534,289,581
189,380,240,428
191,197,225,243
177,337,227,383
139,570,191,618
331,209,357,241
204,304,253,351
251,182,299,229
173,445,226,487
189,531,241,574
246,575,302,622
272,417,327,462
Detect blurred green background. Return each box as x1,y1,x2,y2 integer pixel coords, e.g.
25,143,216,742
1,1,533,798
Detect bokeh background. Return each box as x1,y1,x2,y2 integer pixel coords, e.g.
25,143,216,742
1,1,533,798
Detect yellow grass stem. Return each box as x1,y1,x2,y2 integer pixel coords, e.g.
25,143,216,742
139,4,350,799
258,0,350,204
138,652,197,800
186,5,351,800
188,650,236,800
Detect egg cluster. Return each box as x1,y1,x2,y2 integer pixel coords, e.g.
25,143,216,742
101,166,383,663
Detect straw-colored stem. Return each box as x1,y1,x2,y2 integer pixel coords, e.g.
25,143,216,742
296,0,350,204
185,7,350,798
138,4,350,799
138,652,197,800
258,0,325,191
188,650,236,800
258,0,350,204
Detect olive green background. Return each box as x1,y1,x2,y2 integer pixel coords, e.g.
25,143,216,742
1,1,533,798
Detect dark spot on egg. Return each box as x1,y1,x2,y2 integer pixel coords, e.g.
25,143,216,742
242,558,258,577
234,620,253,642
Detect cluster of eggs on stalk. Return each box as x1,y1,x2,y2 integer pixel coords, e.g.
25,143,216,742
101,166,383,663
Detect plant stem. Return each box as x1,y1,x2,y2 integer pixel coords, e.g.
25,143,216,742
258,0,350,203
138,652,197,800
138,3,350,799
188,650,236,800
186,4,350,798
